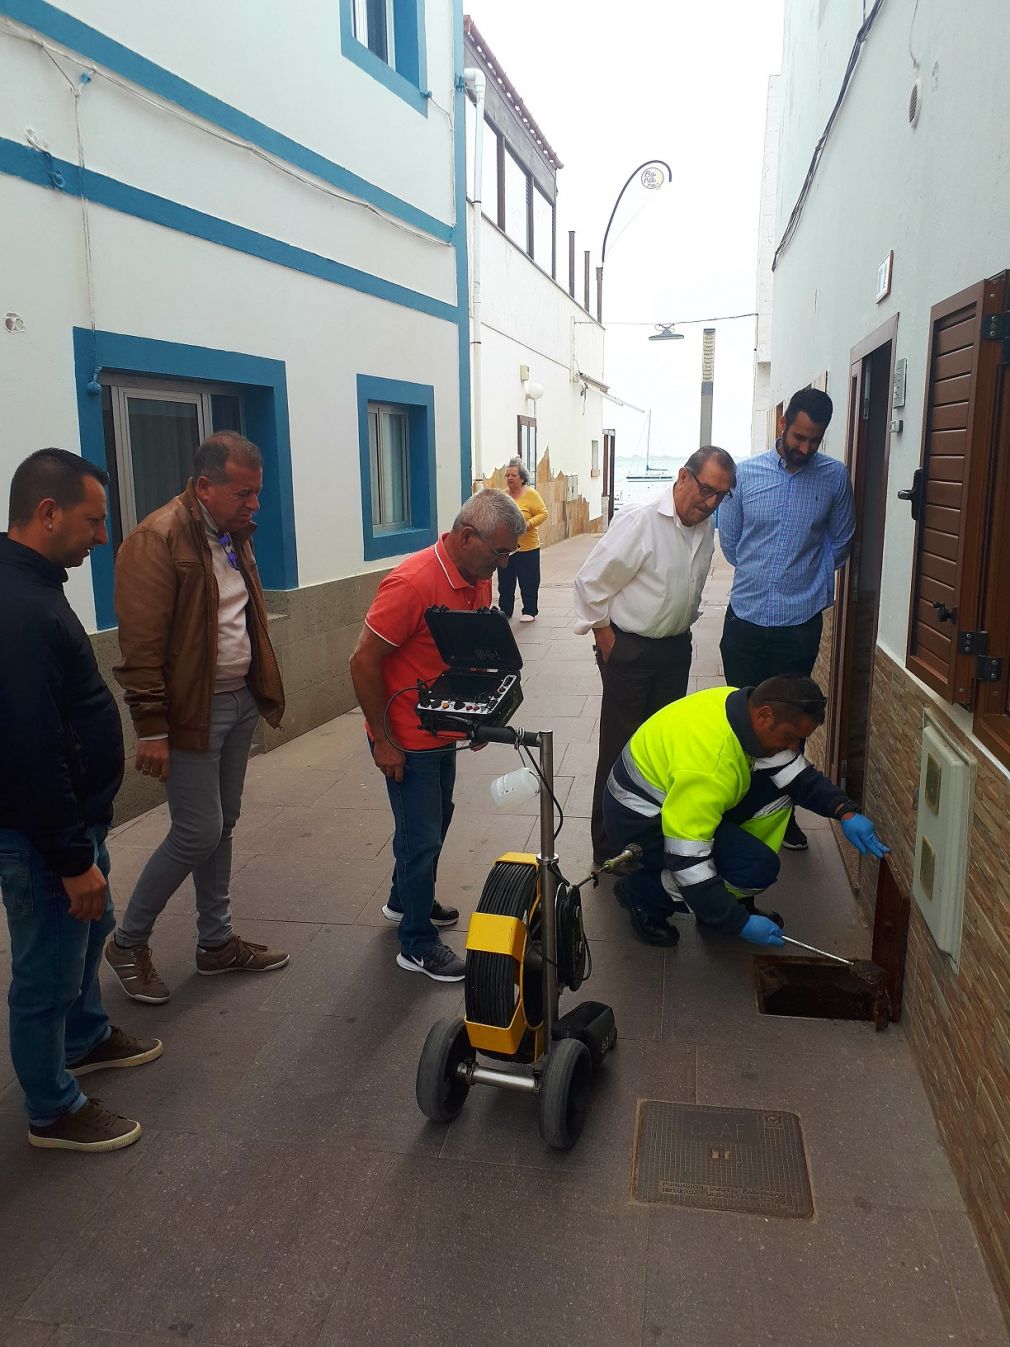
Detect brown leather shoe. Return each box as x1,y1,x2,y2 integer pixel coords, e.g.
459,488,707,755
196,934,289,975
29,1098,142,1152
69,1026,163,1077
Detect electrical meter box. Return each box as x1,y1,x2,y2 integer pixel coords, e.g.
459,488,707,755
911,719,973,967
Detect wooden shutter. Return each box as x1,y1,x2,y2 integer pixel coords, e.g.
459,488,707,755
906,273,1008,701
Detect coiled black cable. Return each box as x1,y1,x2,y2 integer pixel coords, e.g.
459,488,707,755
465,860,541,1062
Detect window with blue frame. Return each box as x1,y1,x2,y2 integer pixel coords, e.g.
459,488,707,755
100,374,244,549
340,0,428,114
73,329,298,629
357,375,436,561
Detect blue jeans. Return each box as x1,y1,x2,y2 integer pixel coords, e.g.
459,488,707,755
0,826,114,1125
601,795,780,924
379,743,456,958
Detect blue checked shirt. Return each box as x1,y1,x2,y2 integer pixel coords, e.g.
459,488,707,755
717,446,855,627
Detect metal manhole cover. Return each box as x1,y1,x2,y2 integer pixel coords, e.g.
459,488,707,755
633,1101,813,1219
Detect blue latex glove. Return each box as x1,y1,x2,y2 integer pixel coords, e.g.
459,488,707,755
840,813,890,858
740,914,785,947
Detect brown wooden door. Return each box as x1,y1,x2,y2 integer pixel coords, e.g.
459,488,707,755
905,273,1008,702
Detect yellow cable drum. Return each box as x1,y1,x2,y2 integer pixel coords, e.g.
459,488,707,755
464,853,544,1063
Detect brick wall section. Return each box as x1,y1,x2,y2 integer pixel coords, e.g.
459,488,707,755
859,646,1010,1323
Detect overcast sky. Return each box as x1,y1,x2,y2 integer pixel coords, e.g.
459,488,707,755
464,0,786,461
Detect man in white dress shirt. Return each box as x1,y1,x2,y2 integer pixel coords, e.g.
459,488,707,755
574,446,736,862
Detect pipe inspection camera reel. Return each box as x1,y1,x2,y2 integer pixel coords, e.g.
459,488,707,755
411,606,630,1150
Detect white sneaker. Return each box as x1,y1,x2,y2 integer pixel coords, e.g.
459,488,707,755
520,614,535,623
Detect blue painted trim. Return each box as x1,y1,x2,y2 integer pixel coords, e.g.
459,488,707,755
73,328,298,630
338,0,429,115
0,0,451,241
356,375,437,562
0,137,457,324
451,0,472,502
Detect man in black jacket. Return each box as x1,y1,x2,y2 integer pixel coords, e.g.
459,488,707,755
0,449,162,1151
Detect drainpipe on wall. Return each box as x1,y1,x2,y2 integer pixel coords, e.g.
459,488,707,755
463,67,486,485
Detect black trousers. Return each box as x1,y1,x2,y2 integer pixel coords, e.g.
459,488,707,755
497,548,541,617
591,625,693,859
719,606,823,687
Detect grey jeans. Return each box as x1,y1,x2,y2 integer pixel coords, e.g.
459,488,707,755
116,685,260,949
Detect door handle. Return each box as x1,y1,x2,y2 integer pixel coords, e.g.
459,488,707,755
897,468,924,521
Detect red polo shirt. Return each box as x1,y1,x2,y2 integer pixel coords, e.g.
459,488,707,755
364,535,492,750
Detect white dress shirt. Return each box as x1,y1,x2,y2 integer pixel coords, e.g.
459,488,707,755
572,490,714,637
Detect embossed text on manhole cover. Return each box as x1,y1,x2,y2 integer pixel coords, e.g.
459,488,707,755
632,1100,813,1218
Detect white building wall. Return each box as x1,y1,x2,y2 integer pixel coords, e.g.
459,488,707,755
768,0,1010,664
470,207,605,517
751,74,782,457
0,0,466,632
37,0,457,224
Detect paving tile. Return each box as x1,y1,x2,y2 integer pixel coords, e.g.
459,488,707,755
216,851,387,924
0,1321,58,1346
0,1121,150,1316
577,933,666,1042
100,913,323,1021
241,765,346,808
556,740,601,776
526,664,601,695
641,1205,763,1346
46,1327,227,1347
661,919,881,1052
238,805,393,863
748,1199,969,1347
930,1209,1010,1345
219,928,468,1153
19,1131,394,1347
440,1037,694,1193
513,692,589,719
317,1155,649,1346
58,1006,288,1133
695,1027,964,1211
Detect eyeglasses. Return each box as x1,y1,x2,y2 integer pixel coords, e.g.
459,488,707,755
688,469,734,503
473,529,519,561
217,531,241,571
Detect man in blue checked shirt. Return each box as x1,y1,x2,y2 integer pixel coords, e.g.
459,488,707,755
716,387,855,852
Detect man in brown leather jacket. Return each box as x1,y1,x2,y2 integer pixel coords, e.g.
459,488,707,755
105,432,288,1003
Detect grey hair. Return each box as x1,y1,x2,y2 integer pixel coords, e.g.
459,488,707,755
685,445,737,483
453,488,525,540
505,457,530,486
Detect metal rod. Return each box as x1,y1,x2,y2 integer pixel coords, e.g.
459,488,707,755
780,935,854,967
538,729,559,1056
467,1064,538,1095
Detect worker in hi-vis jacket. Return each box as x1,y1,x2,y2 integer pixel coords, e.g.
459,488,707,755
602,674,889,948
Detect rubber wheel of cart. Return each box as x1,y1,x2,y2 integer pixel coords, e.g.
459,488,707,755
416,1016,475,1123
537,1037,592,1150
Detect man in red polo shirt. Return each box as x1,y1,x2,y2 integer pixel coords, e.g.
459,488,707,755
349,490,525,981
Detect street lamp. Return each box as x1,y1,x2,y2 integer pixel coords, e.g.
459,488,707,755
597,158,672,321
648,324,684,342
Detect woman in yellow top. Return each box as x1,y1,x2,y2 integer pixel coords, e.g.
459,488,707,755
498,459,548,622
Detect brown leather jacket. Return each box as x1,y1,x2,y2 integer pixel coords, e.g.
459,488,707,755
113,483,285,750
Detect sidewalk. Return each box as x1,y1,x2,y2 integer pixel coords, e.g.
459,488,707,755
1,535,1006,1347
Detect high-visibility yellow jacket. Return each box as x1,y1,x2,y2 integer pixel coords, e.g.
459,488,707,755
607,686,851,929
